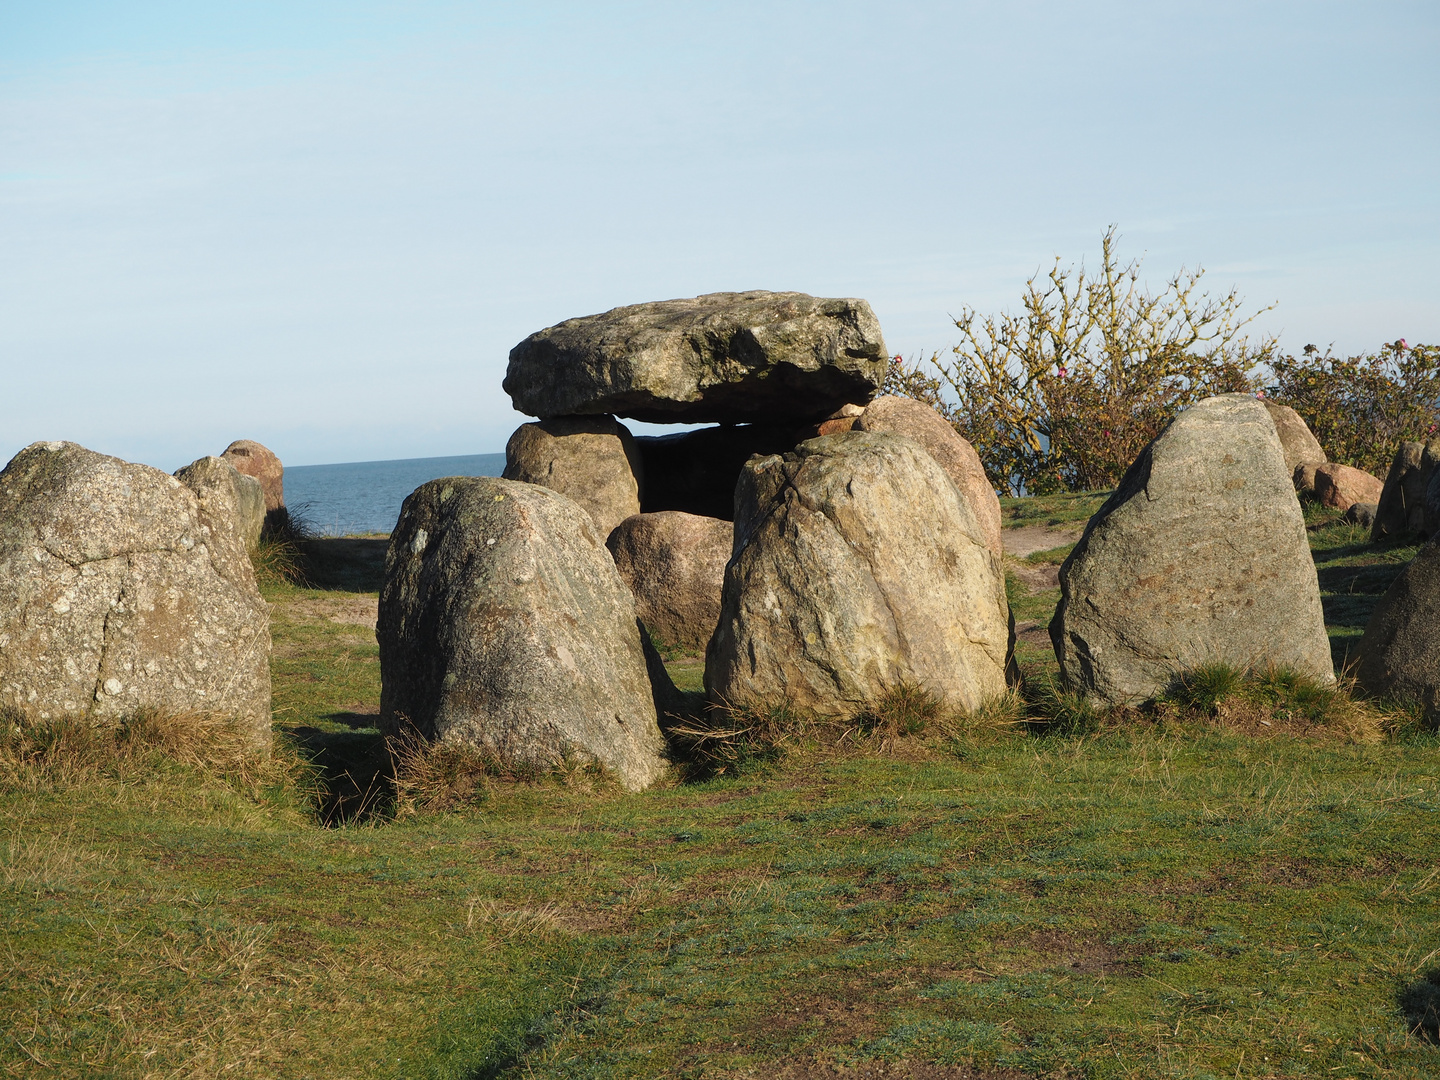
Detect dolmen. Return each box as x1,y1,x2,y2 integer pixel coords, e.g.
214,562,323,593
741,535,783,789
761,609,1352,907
1051,394,1333,706
0,441,272,748
377,291,1012,784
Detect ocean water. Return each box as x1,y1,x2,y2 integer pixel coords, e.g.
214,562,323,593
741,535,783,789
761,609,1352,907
284,453,507,536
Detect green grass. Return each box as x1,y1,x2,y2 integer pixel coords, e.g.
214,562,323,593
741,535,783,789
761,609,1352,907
1000,489,1111,529
6,531,1440,1078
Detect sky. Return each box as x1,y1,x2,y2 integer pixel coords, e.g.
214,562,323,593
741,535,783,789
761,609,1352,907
1,1,1437,471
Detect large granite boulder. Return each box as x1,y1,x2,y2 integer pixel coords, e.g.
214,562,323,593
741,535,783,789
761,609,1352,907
175,456,265,552
0,442,272,747
502,416,643,540
855,395,1002,557
1262,400,1326,476
377,476,667,791
505,291,889,424
1312,462,1383,512
221,439,286,534
636,424,800,520
1357,540,1440,722
608,512,731,651
1373,440,1440,540
706,431,1010,717
1050,395,1333,705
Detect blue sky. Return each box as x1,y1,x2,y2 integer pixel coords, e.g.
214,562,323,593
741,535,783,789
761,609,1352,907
2,1,1437,469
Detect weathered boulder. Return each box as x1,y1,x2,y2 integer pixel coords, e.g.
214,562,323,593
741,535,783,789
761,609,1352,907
0,442,272,747
1425,469,1440,538
1294,461,1321,494
505,291,889,424
1357,539,1440,722
1262,400,1326,475
1050,395,1333,705
502,416,643,540
175,456,265,552
706,431,1010,717
855,395,1003,557
377,476,667,791
221,440,283,512
1373,441,1440,540
608,512,731,651
1312,462,1384,511
635,424,801,520
1344,502,1378,529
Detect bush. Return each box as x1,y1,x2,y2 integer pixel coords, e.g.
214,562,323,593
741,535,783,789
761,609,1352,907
891,227,1274,495
1266,340,1440,476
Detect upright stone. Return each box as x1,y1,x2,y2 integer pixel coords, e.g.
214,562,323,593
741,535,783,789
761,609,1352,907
505,291,889,424
608,512,731,651
1262,400,1326,476
706,431,1010,717
502,416,643,540
855,395,1003,557
1050,395,1333,705
1357,540,1440,722
0,442,272,747
221,439,286,535
377,477,668,791
176,456,265,552
1372,440,1440,540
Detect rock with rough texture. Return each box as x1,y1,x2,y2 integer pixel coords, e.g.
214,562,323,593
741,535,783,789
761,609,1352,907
502,416,643,540
855,395,1003,557
377,476,667,791
505,291,889,424
176,456,265,551
1425,469,1440,539
221,440,283,512
1344,502,1378,529
1294,461,1321,494
706,431,1010,717
1357,539,1440,723
0,442,272,747
1262,400,1326,475
1373,441,1440,540
608,512,731,651
1313,462,1384,511
1050,395,1333,705
636,424,801,520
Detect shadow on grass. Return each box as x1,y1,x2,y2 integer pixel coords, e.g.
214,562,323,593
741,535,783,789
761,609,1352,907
298,537,389,593
282,725,392,825
1401,970,1440,1043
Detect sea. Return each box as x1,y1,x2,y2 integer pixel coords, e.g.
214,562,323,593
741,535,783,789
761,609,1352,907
284,453,507,536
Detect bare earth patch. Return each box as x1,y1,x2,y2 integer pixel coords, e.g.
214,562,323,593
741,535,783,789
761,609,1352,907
1001,526,1081,559
280,595,379,629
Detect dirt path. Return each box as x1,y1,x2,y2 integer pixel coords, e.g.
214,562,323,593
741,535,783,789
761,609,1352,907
1002,525,1083,558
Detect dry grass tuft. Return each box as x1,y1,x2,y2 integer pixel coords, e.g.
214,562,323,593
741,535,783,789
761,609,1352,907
1159,662,1385,743
386,725,616,815
666,697,823,779
0,704,288,791
462,897,571,941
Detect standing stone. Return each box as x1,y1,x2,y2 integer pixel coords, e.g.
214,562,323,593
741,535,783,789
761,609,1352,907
855,395,1003,557
1424,469,1440,538
635,424,800,520
1293,462,1322,494
1312,462,1384,512
608,512,731,651
1262,400,1326,476
502,416,643,541
221,440,286,535
706,431,1010,717
1357,539,1440,722
1050,395,1333,705
1372,441,1440,540
0,442,272,748
505,291,889,424
176,456,265,552
377,476,667,791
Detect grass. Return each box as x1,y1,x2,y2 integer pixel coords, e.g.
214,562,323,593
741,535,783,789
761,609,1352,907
6,514,1440,1078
